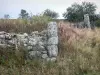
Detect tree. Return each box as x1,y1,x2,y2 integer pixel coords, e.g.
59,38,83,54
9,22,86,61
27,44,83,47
4,14,10,19
63,2,97,22
43,9,59,19
19,9,29,19
82,2,96,15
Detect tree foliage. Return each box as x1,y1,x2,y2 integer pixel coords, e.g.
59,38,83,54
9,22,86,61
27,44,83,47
19,9,29,19
63,2,97,22
4,14,10,19
43,9,59,19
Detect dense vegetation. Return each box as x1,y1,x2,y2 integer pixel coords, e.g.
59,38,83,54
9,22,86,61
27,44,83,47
63,2,97,22
0,20,100,75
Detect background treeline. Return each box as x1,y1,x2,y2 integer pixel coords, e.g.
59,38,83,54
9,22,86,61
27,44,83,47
1,2,100,33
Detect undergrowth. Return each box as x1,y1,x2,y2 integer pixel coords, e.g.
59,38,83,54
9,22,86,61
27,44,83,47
0,21,100,75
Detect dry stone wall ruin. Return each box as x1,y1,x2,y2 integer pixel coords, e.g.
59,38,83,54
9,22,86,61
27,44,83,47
0,22,58,61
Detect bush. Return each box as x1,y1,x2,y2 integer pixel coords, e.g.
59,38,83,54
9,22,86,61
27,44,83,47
95,19,100,27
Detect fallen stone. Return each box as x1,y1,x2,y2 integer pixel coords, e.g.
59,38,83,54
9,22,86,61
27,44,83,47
47,57,57,62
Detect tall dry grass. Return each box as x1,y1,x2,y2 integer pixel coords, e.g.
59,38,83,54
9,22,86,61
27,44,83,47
0,15,51,33
58,22,100,75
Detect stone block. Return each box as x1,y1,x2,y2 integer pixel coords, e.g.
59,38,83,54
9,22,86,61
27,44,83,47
48,36,58,45
47,57,57,62
47,45,58,57
28,51,41,58
47,22,58,37
42,54,48,59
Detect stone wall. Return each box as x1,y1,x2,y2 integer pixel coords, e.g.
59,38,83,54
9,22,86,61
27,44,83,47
0,22,58,61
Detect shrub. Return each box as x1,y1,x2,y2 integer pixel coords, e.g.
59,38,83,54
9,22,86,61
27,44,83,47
95,19,100,27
